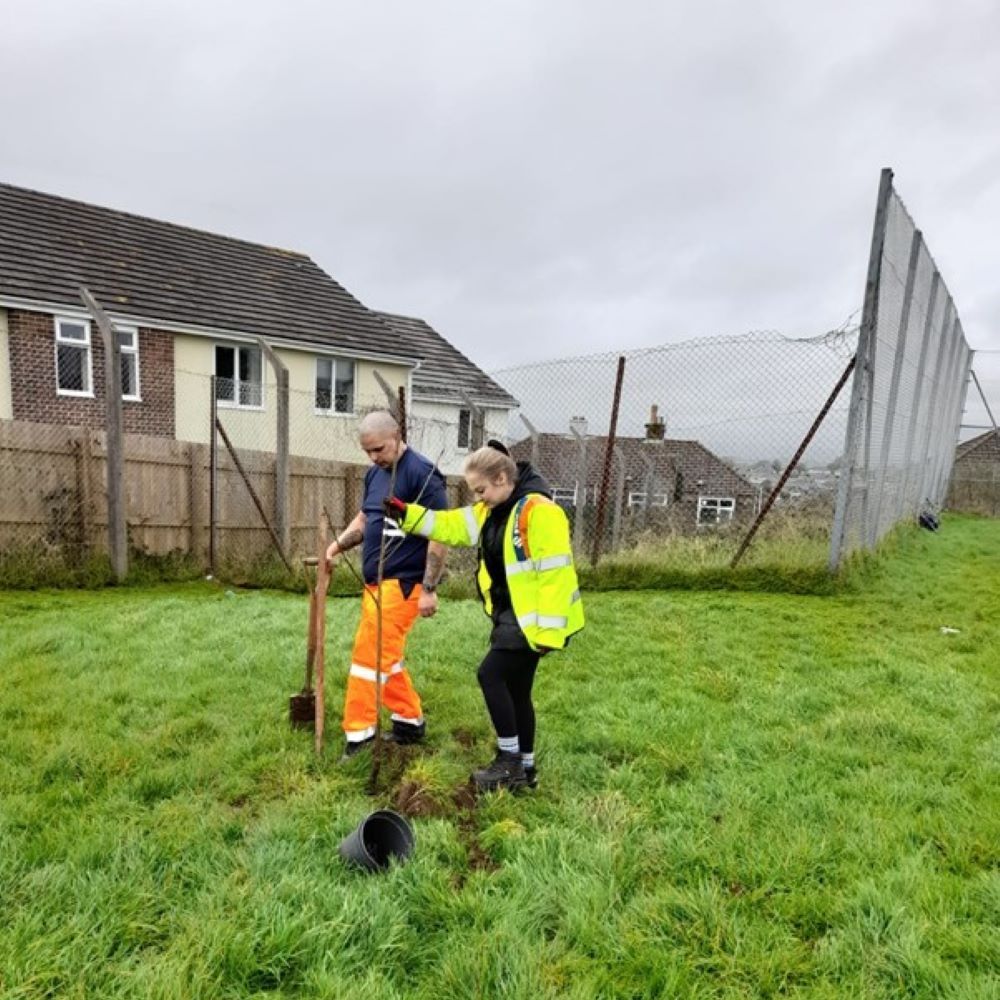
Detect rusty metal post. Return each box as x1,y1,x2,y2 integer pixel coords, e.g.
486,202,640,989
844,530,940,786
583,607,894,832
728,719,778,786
591,355,626,566
733,354,857,568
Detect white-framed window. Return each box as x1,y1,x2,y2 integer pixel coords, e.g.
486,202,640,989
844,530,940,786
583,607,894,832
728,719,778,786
628,491,669,508
315,356,355,414
215,344,263,408
551,486,578,506
457,408,471,449
55,317,93,397
697,496,735,526
116,326,141,401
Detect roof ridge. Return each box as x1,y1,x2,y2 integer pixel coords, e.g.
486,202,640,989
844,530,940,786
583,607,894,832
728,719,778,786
0,181,309,260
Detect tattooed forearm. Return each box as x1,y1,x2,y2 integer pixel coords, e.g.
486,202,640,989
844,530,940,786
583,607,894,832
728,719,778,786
336,527,364,552
423,543,447,589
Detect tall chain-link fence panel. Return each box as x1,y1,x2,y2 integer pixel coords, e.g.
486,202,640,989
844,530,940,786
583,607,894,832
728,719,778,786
828,171,973,569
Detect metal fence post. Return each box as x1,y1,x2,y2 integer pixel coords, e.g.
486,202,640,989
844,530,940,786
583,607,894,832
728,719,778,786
914,297,955,506
829,167,894,570
79,287,127,581
209,375,218,576
896,272,940,522
591,355,626,566
868,228,923,546
519,414,540,468
257,339,290,555
611,446,625,554
569,424,587,556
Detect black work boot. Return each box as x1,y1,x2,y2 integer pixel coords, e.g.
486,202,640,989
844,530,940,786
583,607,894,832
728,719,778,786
382,719,426,746
523,766,538,790
472,750,526,792
339,736,374,762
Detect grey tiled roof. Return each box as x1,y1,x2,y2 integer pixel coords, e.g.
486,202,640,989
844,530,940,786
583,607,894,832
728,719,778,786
0,182,415,362
955,429,1000,462
510,433,756,498
375,311,517,408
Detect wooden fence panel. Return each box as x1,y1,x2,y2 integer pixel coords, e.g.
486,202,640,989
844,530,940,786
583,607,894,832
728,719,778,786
1,419,464,573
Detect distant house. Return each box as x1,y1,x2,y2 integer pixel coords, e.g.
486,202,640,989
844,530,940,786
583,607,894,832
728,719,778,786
947,429,1000,515
0,182,513,465
374,312,517,475
510,412,758,528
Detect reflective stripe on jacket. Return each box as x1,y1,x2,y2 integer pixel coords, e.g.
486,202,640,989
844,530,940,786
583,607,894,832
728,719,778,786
400,494,584,652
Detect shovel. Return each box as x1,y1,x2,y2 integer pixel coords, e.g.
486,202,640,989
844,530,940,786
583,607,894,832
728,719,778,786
290,515,332,754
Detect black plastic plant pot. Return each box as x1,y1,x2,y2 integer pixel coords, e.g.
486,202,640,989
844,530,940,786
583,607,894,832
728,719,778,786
289,692,316,728
339,809,415,872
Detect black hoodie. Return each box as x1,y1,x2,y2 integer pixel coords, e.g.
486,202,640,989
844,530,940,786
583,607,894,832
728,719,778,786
480,461,552,615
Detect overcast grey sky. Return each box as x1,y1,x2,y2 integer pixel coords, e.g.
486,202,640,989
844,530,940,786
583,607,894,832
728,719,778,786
2,0,998,421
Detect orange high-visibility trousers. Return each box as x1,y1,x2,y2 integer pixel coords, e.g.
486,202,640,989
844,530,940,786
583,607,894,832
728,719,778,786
342,580,424,741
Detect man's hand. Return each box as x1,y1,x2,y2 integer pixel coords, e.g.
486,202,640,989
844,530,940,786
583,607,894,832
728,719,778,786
324,540,339,566
383,496,407,520
417,589,438,618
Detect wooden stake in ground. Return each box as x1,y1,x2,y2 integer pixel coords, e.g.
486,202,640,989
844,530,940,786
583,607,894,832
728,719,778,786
313,513,332,754
368,442,401,794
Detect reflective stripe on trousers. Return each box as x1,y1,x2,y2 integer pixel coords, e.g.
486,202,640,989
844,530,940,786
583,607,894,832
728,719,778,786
343,580,423,735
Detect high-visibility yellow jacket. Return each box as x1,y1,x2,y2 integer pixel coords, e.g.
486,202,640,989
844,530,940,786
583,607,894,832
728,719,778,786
400,494,584,652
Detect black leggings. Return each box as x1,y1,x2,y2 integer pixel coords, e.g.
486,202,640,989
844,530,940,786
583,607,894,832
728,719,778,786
477,648,540,753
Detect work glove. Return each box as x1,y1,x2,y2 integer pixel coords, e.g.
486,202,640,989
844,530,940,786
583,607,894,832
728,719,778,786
383,496,407,520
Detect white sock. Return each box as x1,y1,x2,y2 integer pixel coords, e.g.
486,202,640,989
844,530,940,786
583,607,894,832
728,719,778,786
521,752,535,769
497,736,519,754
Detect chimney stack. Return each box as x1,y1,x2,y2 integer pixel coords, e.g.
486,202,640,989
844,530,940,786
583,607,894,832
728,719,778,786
569,415,588,438
644,404,665,442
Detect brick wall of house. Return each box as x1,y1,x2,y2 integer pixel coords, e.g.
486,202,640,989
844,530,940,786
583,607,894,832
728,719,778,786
8,309,175,437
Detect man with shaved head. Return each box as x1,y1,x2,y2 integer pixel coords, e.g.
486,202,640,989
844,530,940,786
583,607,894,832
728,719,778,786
325,410,448,759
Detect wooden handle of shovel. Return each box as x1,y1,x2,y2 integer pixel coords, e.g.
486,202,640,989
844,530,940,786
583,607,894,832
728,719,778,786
313,516,332,754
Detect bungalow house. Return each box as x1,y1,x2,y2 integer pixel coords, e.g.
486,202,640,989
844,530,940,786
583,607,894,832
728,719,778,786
946,429,1000,515
509,409,758,529
0,182,514,466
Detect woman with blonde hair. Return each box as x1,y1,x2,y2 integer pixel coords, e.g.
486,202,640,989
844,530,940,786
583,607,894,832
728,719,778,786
384,441,583,792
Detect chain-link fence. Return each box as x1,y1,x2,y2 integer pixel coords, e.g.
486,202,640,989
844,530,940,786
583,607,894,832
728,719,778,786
829,170,973,568
489,328,858,568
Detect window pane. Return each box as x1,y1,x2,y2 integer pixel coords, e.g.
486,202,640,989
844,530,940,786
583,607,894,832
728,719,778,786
458,409,470,448
316,358,332,409
58,322,87,342
334,359,354,413
216,377,235,402
121,354,137,397
116,329,136,350
57,343,88,391
239,347,262,385
239,379,263,407
216,346,235,380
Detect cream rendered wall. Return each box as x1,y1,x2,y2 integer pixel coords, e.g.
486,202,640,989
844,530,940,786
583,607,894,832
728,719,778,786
408,400,511,476
0,310,11,420
173,333,411,462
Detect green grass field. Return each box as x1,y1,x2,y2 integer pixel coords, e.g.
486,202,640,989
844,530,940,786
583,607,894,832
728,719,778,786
1,517,998,999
